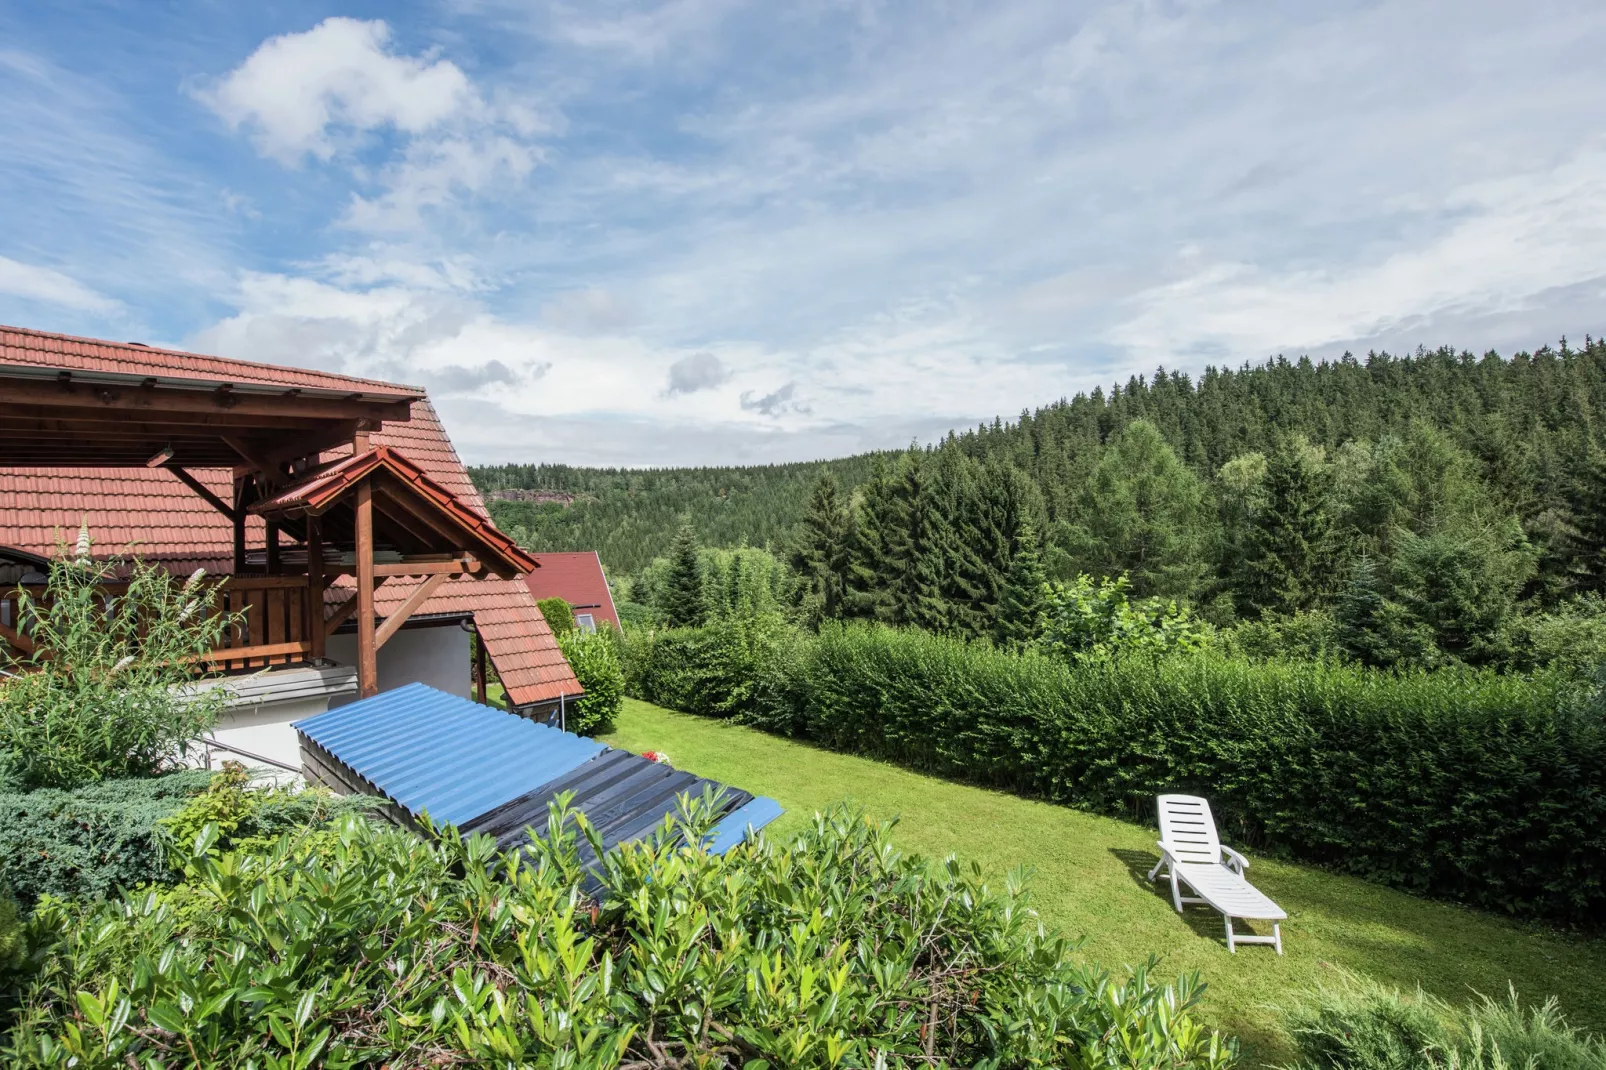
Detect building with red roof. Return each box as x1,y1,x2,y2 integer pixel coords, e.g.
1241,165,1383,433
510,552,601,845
0,325,580,767
522,551,621,632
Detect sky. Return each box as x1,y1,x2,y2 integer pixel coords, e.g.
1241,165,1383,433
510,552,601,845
2,1,1605,467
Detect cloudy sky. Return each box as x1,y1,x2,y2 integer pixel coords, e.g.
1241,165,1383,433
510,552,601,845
3,1,1605,466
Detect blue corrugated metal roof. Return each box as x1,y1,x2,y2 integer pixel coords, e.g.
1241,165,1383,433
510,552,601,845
294,682,607,826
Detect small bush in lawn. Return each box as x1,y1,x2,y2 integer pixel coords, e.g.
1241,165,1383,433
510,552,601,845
1282,971,1606,1070
5,799,1236,1070
556,627,625,734
0,532,240,790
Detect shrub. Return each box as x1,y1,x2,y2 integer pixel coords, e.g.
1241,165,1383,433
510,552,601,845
5,801,1235,1070
1037,573,1214,664
1282,972,1606,1070
0,534,240,790
0,771,213,907
627,620,1606,924
556,628,625,734
0,767,372,908
535,596,576,636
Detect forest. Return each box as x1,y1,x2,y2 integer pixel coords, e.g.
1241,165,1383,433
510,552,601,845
474,338,1606,674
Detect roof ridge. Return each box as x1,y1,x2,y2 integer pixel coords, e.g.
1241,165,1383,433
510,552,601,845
0,323,426,396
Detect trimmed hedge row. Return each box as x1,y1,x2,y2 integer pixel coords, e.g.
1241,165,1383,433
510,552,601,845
626,619,1606,925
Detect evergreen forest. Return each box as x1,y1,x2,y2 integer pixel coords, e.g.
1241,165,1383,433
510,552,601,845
474,337,1606,673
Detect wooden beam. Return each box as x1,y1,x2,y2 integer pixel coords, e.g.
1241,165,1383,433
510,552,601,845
473,627,487,705
232,475,252,573
355,476,378,698
322,576,389,636
168,466,237,522
0,375,415,423
265,522,282,574
369,557,480,577
374,573,449,650
306,516,326,661
222,435,287,486
190,640,312,664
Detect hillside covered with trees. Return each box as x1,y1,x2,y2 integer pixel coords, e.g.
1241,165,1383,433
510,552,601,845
476,337,1606,672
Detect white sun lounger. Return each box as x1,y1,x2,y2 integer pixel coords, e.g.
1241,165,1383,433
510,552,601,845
1146,793,1285,954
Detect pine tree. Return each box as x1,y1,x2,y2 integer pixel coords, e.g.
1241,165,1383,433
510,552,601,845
790,471,853,623
1560,446,1606,593
660,523,707,627
886,453,948,631
1237,435,1333,616
996,519,1047,648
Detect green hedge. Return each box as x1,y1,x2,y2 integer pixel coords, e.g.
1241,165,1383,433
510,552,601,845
0,771,213,907
625,619,1606,925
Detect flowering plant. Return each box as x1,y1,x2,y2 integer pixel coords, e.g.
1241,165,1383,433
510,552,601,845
641,750,671,765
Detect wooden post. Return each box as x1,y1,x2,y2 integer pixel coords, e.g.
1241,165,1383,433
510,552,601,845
355,477,378,697
473,627,487,705
265,522,281,574
232,475,250,573
306,515,326,662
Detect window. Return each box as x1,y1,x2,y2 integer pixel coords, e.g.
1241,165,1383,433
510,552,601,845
575,613,596,633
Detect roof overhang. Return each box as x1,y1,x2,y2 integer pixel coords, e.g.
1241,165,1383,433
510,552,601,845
250,446,539,579
0,363,421,468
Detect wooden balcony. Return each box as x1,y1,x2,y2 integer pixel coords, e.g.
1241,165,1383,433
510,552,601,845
0,574,324,673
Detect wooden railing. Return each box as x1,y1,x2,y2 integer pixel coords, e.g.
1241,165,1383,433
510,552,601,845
1,574,321,673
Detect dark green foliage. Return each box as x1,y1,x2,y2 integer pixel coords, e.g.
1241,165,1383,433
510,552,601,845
789,470,853,622
535,596,576,636
1038,575,1214,664
0,880,24,977
4,801,1234,1070
478,453,891,575
627,620,1606,924
1283,972,1606,1070
658,523,707,627
555,629,624,734
995,519,1047,648
0,771,213,907
1235,436,1334,616
1060,420,1213,601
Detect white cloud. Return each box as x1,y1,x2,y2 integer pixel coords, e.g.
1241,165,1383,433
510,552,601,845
198,18,476,163
0,256,121,313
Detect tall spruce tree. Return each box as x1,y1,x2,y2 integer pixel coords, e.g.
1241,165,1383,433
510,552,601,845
1237,436,1333,616
996,518,1047,649
660,523,707,627
790,470,853,622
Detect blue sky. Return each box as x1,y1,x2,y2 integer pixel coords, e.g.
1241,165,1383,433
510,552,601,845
3,1,1605,466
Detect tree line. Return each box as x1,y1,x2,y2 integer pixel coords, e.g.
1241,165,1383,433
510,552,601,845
479,337,1606,672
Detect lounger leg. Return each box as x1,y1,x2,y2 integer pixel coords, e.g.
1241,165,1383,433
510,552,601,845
1273,923,1283,956
1224,915,1235,953
1169,866,1184,913
1147,857,1163,881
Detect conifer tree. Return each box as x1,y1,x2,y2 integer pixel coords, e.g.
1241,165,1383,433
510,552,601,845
1237,435,1333,616
660,523,707,627
996,519,1047,648
790,471,853,622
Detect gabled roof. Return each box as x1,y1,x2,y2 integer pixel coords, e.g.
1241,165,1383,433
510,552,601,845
0,328,577,707
1,325,421,400
250,446,539,578
522,552,621,630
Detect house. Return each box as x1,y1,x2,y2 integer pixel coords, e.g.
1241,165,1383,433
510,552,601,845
0,325,581,769
522,551,621,632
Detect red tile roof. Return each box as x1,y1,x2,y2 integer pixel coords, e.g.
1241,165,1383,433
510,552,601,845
0,325,421,400
522,552,621,631
0,330,577,707
251,446,539,578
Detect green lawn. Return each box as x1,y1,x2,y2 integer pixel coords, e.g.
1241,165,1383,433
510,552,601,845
600,698,1606,1067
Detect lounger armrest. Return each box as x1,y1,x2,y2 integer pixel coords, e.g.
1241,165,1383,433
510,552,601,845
1155,839,1183,864
1221,845,1249,873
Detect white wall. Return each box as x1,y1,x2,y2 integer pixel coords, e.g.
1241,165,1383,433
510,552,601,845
325,623,472,699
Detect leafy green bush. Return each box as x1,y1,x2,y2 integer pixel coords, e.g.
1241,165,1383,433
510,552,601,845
627,620,1606,924
1038,573,1215,664
1283,972,1606,1070
5,800,1235,1070
535,595,576,636
0,536,239,790
556,628,625,734
154,762,374,869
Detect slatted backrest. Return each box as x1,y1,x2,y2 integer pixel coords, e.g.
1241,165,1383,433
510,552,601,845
1155,794,1221,865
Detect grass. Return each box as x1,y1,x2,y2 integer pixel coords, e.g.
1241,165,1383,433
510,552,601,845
599,698,1606,1067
